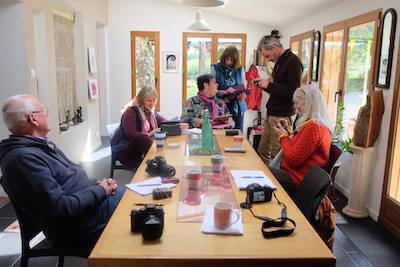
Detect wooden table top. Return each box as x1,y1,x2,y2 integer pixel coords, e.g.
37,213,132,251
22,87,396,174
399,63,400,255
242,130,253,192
88,130,335,267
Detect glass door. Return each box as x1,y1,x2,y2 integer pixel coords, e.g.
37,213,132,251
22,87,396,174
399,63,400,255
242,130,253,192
343,21,375,137
182,33,246,101
131,31,160,110
184,36,212,99
321,28,345,123
320,11,379,138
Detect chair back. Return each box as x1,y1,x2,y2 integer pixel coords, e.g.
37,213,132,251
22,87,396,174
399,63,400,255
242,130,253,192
325,144,342,175
293,164,332,223
9,198,42,251
106,123,120,138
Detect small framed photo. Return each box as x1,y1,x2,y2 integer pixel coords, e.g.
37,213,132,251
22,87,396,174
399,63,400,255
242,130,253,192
163,51,179,72
88,79,99,100
87,46,97,74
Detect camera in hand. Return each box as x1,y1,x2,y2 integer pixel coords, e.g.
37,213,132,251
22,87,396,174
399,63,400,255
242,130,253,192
131,203,164,240
253,80,261,88
146,156,176,177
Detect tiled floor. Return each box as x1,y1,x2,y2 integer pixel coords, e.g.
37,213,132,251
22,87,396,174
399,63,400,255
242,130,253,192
1,137,400,267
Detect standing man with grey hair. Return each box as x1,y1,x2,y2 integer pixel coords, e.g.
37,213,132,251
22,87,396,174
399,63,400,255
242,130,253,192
254,31,303,164
0,94,123,248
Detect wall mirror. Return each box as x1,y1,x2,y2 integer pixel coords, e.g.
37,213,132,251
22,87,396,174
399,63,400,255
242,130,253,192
312,31,321,81
376,8,397,89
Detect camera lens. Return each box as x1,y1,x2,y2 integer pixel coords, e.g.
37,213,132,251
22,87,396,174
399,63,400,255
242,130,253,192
142,215,163,240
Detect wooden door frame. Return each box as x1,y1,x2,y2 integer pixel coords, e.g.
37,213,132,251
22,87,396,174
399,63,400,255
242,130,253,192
320,9,381,105
130,31,160,110
182,32,246,102
379,37,400,240
290,30,315,84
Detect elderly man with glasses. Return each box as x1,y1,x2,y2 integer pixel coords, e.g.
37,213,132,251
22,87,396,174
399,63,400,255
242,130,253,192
0,94,123,248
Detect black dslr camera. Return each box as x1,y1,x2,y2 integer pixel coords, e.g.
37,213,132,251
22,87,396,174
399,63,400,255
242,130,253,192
241,183,275,209
146,156,176,177
131,204,164,240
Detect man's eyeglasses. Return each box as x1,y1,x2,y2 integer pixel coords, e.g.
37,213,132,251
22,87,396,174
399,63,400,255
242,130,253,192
31,108,49,115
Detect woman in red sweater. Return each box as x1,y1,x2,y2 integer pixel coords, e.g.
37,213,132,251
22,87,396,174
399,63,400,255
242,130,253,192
269,84,332,196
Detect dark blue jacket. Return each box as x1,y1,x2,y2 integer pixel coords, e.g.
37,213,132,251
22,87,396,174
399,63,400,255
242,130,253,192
0,135,107,246
212,63,242,91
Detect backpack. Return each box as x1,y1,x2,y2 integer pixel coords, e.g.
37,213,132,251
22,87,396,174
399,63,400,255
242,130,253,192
314,195,336,250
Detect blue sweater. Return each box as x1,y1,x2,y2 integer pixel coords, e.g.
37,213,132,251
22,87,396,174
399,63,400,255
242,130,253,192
0,135,107,246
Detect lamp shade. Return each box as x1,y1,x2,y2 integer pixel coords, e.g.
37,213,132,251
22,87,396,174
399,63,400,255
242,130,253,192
182,0,226,7
186,10,211,31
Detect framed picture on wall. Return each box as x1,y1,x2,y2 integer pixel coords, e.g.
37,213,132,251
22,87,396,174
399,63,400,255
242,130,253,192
87,46,97,74
88,79,99,100
163,51,178,72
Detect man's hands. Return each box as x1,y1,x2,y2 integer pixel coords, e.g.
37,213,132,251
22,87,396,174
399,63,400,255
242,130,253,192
253,78,269,89
97,178,118,196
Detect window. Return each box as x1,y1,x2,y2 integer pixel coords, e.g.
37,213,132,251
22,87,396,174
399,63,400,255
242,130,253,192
320,10,380,139
290,30,314,85
182,33,246,101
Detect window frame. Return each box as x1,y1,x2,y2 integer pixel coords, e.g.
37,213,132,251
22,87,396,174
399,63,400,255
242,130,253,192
290,30,315,85
182,32,246,101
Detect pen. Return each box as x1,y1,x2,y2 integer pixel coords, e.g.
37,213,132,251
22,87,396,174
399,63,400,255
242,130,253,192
137,183,162,187
134,203,163,206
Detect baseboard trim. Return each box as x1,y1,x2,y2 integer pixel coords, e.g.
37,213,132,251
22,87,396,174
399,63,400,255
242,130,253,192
334,183,379,222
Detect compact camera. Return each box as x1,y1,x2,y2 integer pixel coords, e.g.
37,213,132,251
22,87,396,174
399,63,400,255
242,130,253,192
131,204,164,240
246,183,274,203
146,156,176,177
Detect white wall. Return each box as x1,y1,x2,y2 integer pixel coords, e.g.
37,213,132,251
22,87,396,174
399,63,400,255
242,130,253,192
0,0,108,162
281,0,400,221
0,2,29,140
107,0,269,122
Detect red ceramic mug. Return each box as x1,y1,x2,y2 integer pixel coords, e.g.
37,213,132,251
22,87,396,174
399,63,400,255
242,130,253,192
214,202,240,229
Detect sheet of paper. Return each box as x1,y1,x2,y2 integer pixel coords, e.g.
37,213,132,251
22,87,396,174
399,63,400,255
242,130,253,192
229,170,276,190
126,177,176,195
188,128,202,134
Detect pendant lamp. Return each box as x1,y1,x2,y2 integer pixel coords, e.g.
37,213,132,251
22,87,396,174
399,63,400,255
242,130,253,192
186,10,211,31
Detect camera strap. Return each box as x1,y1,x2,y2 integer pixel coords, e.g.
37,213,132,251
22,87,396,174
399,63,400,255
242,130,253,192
245,192,296,238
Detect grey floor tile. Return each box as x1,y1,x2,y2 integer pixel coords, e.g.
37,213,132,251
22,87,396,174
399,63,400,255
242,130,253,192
12,256,58,267
64,256,88,267
0,202,16,218
0,218,17,231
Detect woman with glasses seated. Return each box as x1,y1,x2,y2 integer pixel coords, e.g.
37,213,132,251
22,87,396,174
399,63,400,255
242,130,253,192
111,86,165,169
269,84,332,196
181,74,233,128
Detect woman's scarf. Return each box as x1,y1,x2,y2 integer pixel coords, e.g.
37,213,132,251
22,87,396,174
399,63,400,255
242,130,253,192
138,107,158,135
197,91,218,119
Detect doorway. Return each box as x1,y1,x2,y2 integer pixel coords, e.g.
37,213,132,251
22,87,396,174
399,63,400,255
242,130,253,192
130,31,160,110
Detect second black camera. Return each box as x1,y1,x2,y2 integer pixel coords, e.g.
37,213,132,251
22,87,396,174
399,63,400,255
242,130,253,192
131,204,164,240
146,156,176,177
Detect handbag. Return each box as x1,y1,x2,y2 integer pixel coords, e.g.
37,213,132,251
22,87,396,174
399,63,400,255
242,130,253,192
160,121,182,136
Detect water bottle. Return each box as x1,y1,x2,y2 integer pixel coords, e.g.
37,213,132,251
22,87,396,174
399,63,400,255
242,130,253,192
202,110,214,152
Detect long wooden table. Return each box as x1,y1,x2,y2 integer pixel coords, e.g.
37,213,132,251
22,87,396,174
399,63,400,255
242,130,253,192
89,131,335,267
